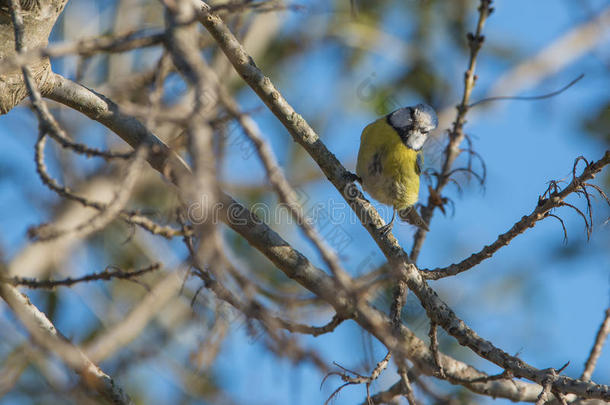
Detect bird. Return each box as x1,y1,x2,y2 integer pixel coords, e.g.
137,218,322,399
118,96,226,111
355,103,438,235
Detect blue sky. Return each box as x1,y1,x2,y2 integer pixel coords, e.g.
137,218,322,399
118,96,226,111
0,0,609,404
215,1,610,403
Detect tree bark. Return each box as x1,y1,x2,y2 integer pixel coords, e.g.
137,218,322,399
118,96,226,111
0,0,67,114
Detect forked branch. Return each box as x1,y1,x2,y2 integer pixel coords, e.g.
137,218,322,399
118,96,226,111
423,151,610,279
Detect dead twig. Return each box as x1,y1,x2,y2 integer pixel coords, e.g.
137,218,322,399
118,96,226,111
469,73,584,108
581,308,610,381
411,0,494,262
322,352,392,405
3,263,161,289
422,151,610,279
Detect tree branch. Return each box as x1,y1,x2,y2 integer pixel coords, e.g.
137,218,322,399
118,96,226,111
195,1,610,400
44,69,551,400
422,151,610,279
0,282,133,404
11,5,600,399
0,29,165,76
84,271,185,363
0,0,67,113
411,0,493,262
199,57,352,288
3,263,160,289
582,308,610,381
46,73,191,181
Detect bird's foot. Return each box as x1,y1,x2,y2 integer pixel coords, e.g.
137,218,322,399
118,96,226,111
378,221,394,236
378,209,396,236
344,171,362,184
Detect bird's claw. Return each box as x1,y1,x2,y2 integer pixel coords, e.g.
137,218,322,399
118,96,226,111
378,222,393,236
345,171,362,184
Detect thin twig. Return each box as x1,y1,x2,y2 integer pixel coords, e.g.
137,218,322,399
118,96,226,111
469,74,584,107
398,367,418,405
276,313,346,337
32,104,187,238
411,0,493,262
581,308,610,381
182,226,346,340
3,263,161,289
203,61,353,289
323,352,392,405
0,281,134,404
31,137,147,242
422,151,610,279
0,29,165,76
7,10,133,402
209,0,302,14
429,322,445,378
196,1,610,400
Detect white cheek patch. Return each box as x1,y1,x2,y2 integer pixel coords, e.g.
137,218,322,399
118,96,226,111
414,104,439,131
406,132,427,151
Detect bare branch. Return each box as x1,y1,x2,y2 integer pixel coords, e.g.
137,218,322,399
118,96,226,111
163,0,226,276
423,151,610,279
429,322,445,378
0,282,133,404
32,131,181,238
323,352,392,405
411,0,494,262
198,57,353,289
0,30,165,76
31,138,147,242
3,263,161,289
45,73,192,181
469,73,584,108
582,308,610,381
181,220,346,340
195,3,610,400
84,271,185,363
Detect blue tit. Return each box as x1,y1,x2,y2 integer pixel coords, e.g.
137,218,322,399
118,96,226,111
355,103,438,235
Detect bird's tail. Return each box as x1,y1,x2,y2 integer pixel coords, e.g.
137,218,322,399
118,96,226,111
398,206,429,232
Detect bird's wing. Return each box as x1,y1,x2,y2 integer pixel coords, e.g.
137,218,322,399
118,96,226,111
415,152,423,175
356,120,387,179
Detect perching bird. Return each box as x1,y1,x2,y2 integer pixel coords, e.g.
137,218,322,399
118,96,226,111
355,103,438,235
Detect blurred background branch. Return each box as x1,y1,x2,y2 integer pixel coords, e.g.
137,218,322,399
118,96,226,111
0,0,608,404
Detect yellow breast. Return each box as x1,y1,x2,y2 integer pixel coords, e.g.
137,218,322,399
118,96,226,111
356,118,421,210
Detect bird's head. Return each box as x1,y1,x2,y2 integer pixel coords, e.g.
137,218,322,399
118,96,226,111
387,103,438,151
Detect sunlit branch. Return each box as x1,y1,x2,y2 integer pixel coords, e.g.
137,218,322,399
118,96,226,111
582,308,610,381
195,1,610,400
411,0,493,262
422,151,610,280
